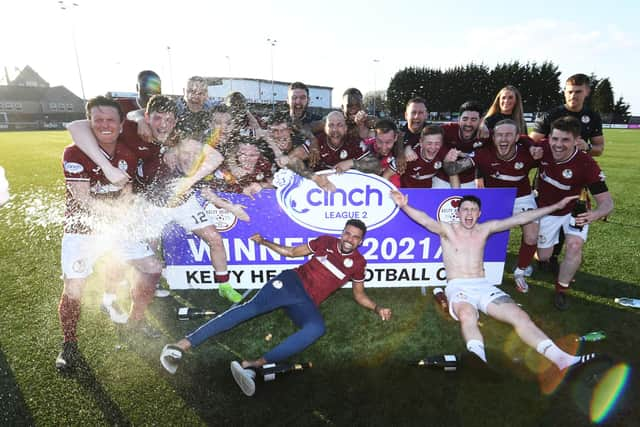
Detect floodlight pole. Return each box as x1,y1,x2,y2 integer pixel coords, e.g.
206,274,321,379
373,59,380,117
267,38,277,113
166,46,175,94
225,55,233,91
58,1,86,100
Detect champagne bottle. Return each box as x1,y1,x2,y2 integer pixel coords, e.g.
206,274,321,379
569,188,588,231
259,362,312,382
614,297,640,308
433,287,448,312
417,354,457,372
575,331,606,342
176,307,217,321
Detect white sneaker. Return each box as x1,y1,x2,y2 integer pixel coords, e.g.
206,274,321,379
523,265,533,277
100,302,129,324
160,344,183,374
230,361,256,396
513,269,529,294
155,283,170,298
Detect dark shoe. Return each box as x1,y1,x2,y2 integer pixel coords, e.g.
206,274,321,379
566,353,613,386
554,291,569,311
461,351,501,382
160,344,183,374
55,341,78,371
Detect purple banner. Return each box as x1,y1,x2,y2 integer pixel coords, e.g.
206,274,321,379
162,170,516,289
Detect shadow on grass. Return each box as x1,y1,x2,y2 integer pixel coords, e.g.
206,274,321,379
131,282,640,426
59,350,131,426
0,348,34,426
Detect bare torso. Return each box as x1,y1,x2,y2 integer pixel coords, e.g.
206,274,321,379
440,222,490,280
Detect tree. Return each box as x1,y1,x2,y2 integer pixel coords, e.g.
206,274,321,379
592,78,615,122
612,96,631,124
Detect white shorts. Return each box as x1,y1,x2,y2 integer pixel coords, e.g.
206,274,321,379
537,213,589,249
444,277,509,321
431,176,451,189
431,176,476,189
513,193,537,216
61,233,154,279
163,194,212,232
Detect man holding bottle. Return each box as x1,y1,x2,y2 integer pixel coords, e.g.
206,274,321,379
534,116,613,309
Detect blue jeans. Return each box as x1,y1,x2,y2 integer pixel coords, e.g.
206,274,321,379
186,270,326,363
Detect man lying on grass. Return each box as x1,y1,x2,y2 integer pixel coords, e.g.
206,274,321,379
160,219,392,396
390,190,608,389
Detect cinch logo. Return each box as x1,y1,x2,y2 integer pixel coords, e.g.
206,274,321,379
273,169,399,233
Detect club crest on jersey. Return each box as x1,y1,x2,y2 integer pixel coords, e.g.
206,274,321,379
272,280,283,289
434,161,442,169
118,160,128,171
515,162,524,170
473,141,483,149
581,115,590,124
204,197,238,232
64,162,84,174
562,169,573,179
339,149,348,160
256,173,264,181
343,258,353,268
72,258,87,273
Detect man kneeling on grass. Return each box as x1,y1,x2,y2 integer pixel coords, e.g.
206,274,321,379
390,190,608,389
160,219,392,396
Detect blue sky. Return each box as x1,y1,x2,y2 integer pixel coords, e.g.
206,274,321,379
6,0,640,113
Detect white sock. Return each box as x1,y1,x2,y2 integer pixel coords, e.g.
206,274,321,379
102,293,116,306
536,339,579,369
466,339,487,362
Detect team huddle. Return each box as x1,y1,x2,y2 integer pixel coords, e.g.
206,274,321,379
56,71,613,396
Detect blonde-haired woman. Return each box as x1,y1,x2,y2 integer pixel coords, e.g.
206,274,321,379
482,85,527,135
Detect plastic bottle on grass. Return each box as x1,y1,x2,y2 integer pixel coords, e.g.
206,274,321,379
614,298,640,308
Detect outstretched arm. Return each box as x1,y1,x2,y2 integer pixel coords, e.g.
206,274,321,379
352,281,392,321
67,120,130,186
486,195,578,234
390,190,444,235
249,233,313,258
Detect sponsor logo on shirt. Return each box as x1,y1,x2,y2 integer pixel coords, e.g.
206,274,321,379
64,162,84,174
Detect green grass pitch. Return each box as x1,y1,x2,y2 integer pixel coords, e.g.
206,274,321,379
0,130,639,426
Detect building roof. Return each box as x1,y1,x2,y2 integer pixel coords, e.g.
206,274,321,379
10,65,49,88
0,85,83,103
206,76,333,90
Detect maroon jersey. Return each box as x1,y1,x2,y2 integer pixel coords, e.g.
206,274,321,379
210,155,274,194
441,122,489,184
295,235,366,306
307,134,371,171
399,145,449,188
62,143,137,233
472,143,538,197
363,137,400,187
536,145,607,216
117,120,164,188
